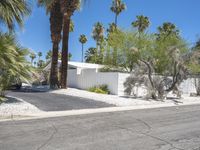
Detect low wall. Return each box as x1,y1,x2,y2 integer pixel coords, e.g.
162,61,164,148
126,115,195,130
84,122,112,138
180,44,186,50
68,69,119,95
179,78,196,94
68,69,197,96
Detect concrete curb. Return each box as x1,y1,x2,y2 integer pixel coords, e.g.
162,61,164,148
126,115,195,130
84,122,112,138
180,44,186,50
1,100,200,122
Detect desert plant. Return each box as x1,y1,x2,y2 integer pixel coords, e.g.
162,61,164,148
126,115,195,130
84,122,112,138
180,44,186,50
88,85,110,94
187,40,200,96
0,0,31,31
117,24,190,100
0,33,33,96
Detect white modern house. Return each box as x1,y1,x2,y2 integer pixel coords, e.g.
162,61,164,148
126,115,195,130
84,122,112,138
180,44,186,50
44,61,196,96
44,61,130,95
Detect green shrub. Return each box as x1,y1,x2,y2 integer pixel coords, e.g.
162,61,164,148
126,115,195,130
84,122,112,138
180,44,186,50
0,96,6,104
88,85,110,94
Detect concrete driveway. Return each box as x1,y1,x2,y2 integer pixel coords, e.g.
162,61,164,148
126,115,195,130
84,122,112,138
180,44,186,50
7,91,114,111
1,104,200,150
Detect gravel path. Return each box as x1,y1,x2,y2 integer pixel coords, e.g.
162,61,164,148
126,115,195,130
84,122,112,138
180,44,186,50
51,88,200,107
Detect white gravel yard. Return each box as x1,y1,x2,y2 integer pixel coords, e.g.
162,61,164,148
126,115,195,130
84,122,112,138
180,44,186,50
51,88,200,107
0,96,42,118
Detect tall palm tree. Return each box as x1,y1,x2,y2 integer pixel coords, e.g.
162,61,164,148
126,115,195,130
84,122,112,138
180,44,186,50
194,39,200,50
85,47,97,63
110,0,126,26
38,60,45,68
132,15,150,34
38,52,42,61
70,19,74,32
38,0,63,89
157,22,179,39
0,0,31,31
107,23,117,34
92,22,104,51
69,52,72,61
46,50,52,62
30,53,36,66
59,0,80,88
92,22,104,63
39,0,86,88
79,34,87,62
58,51,72,60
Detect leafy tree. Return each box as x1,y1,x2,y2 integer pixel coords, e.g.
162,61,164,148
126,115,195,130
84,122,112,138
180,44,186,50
30,53,36,66
107,29,151,72
187,39,200,95
106,23,120,66
0,0,31,31
110,0,126,26
132,15,150,34
122,27,189,100
79,34,87,62
38,0,63,89
106,26,189,100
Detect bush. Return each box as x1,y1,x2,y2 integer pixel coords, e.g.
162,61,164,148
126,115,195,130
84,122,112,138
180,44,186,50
0,96,6,104
88,85,110,94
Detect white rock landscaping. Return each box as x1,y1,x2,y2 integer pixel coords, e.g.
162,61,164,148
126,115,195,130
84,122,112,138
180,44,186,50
0,96,42,118
51,88,200,107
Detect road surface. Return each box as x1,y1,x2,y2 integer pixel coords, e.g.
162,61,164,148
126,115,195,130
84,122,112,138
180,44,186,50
1,104,200,150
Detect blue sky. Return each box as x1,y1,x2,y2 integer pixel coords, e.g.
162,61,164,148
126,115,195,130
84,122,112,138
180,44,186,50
16,0,200,61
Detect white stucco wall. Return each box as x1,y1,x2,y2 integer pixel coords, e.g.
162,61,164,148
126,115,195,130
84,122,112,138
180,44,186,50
68,69,198,96
118,73,130,96
67,70,78,88
180,78,196,94
68,69,119,95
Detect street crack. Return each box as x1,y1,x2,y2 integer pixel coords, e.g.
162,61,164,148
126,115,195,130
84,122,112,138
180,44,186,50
36,123,58,150
113,125,184,150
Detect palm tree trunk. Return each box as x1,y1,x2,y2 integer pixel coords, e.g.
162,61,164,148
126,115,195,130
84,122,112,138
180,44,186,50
82,43,84,62
50,42,59,88
95,42,99,64
115,14,118,26
31,59,33,66
49,0,63,89
60,15,70,88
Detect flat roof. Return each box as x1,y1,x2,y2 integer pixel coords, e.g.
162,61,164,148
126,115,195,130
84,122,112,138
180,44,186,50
44,61,104,71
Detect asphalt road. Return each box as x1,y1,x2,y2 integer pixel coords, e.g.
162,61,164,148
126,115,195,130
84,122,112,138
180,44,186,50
1,104,200,150
7,91,114,111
